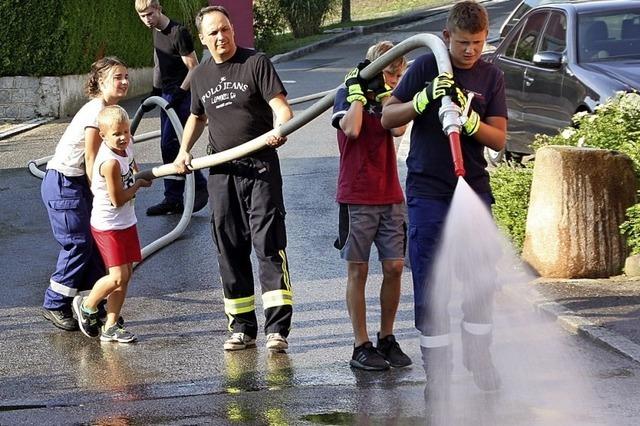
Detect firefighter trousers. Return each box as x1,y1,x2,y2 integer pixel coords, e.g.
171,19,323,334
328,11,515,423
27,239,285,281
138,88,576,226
41,169,105,310
208,153,292,338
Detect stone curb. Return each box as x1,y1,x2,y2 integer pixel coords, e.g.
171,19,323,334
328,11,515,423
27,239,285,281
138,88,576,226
0,117,54,141
271,6,451,64
533,297,640,364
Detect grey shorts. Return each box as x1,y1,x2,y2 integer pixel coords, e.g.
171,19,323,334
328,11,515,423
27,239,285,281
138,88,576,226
334,203,407,262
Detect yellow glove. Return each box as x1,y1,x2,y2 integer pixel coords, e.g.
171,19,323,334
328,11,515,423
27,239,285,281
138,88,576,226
344,60,369,105
413,72,456,114
455,87,480,136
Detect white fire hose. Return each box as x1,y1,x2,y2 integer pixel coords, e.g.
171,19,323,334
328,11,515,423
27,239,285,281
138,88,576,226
29,33,461,266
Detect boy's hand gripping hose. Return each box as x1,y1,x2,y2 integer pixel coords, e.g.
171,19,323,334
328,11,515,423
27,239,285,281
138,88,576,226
135,34,464,182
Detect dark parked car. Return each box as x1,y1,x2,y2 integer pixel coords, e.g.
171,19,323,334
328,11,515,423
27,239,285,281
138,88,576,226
485,0,640,164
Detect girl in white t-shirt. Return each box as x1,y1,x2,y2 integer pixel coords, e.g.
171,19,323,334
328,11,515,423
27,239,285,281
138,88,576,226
72,105,151,343
41,57,130,331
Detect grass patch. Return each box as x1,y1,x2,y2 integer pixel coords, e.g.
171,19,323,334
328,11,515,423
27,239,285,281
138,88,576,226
342,0,451,21
262,0,451,57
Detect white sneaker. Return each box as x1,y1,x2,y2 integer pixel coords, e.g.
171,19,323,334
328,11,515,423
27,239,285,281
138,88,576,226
223,332,256,351
266,333,288,351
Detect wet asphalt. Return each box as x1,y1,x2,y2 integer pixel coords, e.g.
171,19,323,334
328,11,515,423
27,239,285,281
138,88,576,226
2,1,640,424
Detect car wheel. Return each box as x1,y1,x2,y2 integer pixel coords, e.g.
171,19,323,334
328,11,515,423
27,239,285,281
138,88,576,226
484,147,505,166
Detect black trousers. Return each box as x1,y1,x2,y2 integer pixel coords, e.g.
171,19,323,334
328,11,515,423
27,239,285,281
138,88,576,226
208,153,292,338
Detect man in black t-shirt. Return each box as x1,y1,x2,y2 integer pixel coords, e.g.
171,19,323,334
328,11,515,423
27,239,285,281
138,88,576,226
174,6,294,353
135,0,208,216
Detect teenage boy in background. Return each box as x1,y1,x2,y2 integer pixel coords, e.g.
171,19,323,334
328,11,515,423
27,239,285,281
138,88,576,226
135,0,208,216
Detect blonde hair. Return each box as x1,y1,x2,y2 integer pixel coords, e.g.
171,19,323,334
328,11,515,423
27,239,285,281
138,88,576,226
97,105,130,133
135,0,159,13
85,57,127,98
366,41,407,73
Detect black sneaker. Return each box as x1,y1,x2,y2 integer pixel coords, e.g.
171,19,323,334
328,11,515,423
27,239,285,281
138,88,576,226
41,308,78,331
193,187,209,213
72,296,102,338
350,342,389,371
146,199,184,216
377,333,412,368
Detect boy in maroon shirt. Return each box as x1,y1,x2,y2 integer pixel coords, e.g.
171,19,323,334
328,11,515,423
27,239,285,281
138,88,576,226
331,41,411,371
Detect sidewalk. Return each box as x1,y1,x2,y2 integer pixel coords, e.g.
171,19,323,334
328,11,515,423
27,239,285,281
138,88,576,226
532,277,640,364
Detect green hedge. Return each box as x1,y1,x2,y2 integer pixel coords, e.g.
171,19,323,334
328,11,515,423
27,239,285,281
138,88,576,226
0,0,205,77
490,163,534,252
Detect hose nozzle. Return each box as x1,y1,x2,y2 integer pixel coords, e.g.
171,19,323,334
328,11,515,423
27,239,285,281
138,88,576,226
439,96,466,177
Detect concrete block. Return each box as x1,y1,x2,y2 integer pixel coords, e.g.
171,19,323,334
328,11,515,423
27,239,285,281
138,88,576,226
523,146,637,278
11,89,25,102
625,254,640,277
21,89,39,104
19,105,37,119
0,78,14,89
0,90,11,103
40,76,59,87
14,76,39,89
5,104,20,118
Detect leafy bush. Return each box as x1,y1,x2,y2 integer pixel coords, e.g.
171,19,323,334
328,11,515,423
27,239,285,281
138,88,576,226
253,0,288,52
621,204,640,256
277,0,338,38
533,92,640,176
0,0,205,77
533,91,640,255
490,162,534,252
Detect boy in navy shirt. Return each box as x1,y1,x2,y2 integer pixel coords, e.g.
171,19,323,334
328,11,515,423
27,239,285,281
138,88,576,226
382,0,507,393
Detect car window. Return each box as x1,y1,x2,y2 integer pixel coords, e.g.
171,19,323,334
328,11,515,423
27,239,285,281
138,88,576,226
514,11,549,62
504,23,524,57
579,9,640,62
500,1,533,38
539,12,567,53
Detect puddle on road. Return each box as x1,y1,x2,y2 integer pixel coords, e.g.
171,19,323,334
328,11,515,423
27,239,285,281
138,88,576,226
302,411,423,425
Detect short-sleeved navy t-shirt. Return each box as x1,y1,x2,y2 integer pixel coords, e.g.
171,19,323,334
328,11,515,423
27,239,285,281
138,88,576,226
153,20,194,91
190,47,286,156
392,53,507,199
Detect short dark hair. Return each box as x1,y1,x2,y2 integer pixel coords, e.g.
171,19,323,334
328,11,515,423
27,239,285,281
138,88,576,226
447,1,489,34
195,5,230,33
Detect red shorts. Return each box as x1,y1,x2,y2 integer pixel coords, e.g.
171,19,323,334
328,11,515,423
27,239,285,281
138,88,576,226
91,225,142,268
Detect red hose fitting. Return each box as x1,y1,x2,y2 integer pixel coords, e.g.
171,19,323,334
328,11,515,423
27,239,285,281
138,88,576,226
448,131,466,177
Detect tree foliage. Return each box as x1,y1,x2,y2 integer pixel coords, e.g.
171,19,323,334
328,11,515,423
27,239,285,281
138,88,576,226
253,0,287,52
277,0,338,38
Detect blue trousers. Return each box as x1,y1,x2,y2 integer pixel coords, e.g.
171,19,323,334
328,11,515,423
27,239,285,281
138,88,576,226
160,91,207,203
408,193,494,336
41,170,105,310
